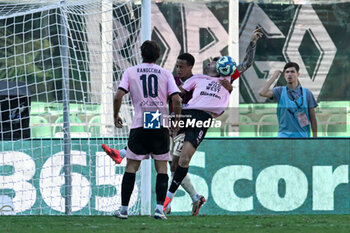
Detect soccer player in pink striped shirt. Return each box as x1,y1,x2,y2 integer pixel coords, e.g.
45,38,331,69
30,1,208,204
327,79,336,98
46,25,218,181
163,28,263,213
112,40,182,220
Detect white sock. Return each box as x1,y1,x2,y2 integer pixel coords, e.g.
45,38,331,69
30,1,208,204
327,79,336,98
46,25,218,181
156,204,163,213
166,173,176,209
180,174,198,201
191,194,200,203
166,191,174,200
121,205,128,212
120,149,127,158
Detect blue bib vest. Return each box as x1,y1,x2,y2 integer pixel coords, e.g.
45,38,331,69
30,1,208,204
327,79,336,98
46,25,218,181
277,86,310,137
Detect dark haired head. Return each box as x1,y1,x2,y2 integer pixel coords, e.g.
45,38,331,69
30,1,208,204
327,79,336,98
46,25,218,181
283,62,299,72
212,57,220,62
177,53,195,66
141,40,160,63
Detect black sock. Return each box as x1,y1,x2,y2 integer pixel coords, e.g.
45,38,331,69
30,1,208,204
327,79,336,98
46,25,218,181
121,172,136,206
169,165,188,193
156,173,169,205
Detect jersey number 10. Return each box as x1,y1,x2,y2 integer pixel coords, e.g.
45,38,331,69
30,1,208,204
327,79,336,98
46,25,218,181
140,74,158,98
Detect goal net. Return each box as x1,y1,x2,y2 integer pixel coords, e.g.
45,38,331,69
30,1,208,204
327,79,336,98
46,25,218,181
0,0,142,215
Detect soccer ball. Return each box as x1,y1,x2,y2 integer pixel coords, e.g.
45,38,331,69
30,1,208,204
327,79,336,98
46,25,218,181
215,56,237,76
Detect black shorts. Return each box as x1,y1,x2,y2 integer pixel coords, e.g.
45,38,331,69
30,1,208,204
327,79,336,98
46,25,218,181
128,127,170,155
179,109,212,148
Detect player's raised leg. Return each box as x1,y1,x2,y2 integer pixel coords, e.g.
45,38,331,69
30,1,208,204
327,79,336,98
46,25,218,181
164,141,196,211
169,133,206,216
102,144,124,164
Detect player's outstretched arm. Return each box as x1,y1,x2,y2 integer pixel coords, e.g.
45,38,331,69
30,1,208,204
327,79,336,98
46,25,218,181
236,28,263,74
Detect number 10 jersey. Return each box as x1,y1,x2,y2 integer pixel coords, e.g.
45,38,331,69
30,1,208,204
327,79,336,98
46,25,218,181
118,63,180,129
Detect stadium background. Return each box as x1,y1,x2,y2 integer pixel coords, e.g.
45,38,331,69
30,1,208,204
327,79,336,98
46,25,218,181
0,0,349,217
2,1,348,138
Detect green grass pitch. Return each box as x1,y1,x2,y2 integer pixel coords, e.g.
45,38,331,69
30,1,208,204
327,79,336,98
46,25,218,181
1,215,350,233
